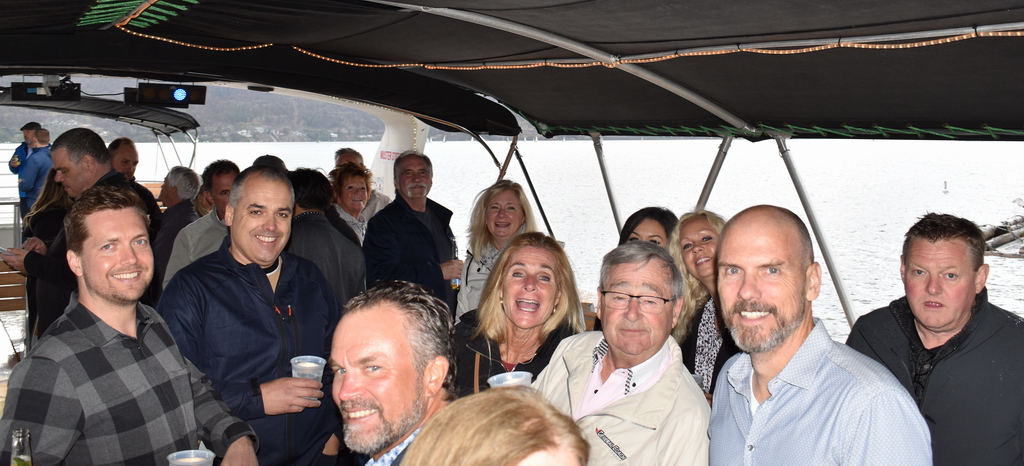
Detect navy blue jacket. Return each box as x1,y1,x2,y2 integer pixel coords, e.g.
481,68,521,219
362,195,457,313
158,237,342,466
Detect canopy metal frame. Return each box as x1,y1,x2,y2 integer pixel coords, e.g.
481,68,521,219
363,0,758,134
587,133,856,327
770,133,856,326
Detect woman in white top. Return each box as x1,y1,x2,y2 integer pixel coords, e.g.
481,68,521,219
455,180,538,321
329,162,373,243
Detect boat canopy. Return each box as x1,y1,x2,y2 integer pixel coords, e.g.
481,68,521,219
3,0,1024,140
0,89,199,136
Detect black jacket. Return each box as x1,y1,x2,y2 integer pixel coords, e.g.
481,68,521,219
454,310,575,398
363,195,457,313
847,288,1024,466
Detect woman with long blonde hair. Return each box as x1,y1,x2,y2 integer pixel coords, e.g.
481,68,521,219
668,210,739,399
455,180,538,321
454,232,583,397
402,387,588,466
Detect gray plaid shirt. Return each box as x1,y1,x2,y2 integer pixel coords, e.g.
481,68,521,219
0,302,256,464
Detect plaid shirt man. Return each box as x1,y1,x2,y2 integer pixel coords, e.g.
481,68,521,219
0,301,256,464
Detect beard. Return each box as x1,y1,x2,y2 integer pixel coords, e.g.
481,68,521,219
341,383,426,457
82,266,151,307
726,300,805,354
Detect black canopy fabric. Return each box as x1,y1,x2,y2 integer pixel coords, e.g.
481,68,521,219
3,0,1024,140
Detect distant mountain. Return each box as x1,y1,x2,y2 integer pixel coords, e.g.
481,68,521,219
0,76,542,144
0,76,388,144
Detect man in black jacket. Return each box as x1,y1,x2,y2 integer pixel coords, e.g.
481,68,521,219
847,213,1024,466
2,128,132,337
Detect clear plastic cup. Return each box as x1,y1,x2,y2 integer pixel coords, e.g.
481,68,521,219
167,449,215,466
487,371,533,388
290,355,326,382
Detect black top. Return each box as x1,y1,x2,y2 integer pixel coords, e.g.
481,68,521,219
679,297,740,394
454,310,576,398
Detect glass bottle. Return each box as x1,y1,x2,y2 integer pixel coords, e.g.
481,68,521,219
10,428,31,466
450,237,461,290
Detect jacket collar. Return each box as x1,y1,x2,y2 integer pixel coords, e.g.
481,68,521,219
392,192,453,224
214,236,297,298
565,332,685,429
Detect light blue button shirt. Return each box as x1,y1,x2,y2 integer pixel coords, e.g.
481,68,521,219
709,318,932,465
366,428,420,466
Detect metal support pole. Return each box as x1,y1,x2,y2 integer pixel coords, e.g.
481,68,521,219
695,136,733,211
590,132,622,232
185,130,199,169
514,148,554,238
770,132,856,327
168,135,183,168
497,135,518,181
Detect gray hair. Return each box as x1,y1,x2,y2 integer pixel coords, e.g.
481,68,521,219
345,281,456,400
229,165,294,208
165,166,201,201
599,242,685,301
393,150,433,179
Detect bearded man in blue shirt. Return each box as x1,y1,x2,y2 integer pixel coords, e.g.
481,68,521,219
708,205,932,465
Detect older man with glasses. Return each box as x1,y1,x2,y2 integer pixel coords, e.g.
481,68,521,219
534,241,710,466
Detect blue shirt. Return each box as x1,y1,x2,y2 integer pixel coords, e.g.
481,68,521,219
709,318,932,465
19,145,51,210
365,428,419,466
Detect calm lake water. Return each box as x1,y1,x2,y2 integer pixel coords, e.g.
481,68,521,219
1,137,1022,342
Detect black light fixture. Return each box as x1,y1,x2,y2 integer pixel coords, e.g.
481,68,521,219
134,83,206,107
10,82,81,101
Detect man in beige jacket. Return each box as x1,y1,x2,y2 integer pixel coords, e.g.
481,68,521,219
534,242,710,465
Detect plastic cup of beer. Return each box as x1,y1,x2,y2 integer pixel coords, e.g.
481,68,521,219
487,371,533,388
167,449,215,466
291,356,327,382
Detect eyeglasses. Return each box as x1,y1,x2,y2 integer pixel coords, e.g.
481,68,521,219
600,291,671,314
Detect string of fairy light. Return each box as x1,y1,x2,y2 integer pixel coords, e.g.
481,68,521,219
73,0,1024,139
81,0,1024,69
116,27,1024,69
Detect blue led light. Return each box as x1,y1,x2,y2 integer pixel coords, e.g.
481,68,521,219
173,88,187,101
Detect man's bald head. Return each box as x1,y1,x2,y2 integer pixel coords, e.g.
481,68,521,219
721,205,814,268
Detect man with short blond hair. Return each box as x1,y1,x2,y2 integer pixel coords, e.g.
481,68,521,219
709,205,931,465
534,242,710,466
2,128,132,337
848,212,1024,465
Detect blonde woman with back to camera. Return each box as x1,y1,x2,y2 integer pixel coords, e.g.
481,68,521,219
456,180,539,321
402,386,588,466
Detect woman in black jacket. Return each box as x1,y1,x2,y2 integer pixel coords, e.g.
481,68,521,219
21,168,72,344
454,232,584,397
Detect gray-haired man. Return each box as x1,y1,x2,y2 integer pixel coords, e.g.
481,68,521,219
534,242,710,466
154,166,200,286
